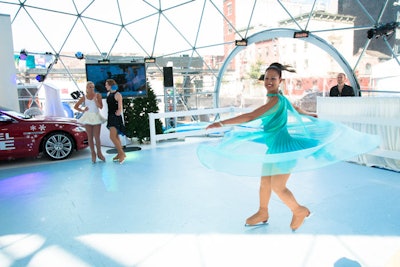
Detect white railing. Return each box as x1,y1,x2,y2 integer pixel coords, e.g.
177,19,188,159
317,97,400,172
148,107,252,147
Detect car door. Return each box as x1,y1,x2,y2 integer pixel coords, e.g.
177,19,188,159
0,113,32,159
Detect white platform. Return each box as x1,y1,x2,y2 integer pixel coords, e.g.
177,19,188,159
0,137,399,267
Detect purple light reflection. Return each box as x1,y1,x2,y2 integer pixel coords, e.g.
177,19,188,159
0,172,45,197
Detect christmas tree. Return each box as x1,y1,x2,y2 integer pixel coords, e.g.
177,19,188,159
123,82,164,144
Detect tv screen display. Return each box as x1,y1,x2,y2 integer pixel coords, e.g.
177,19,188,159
85,63,147,98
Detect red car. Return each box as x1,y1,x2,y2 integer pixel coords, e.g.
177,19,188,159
0,107,88,161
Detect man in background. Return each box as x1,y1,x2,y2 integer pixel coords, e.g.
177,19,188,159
329,73,355,97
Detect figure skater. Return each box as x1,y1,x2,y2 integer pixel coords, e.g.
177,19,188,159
74,81,107,163
199,62,380,231
105,79,126,164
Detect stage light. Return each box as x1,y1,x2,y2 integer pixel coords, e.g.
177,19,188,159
144,57,156,63
19,49,28,60
367,22,400,39
293,30,309,38
75,51,84,60
98,59,110,63
70,90,82,99
235,39,248,46
367,29,375,39
36,74,46,82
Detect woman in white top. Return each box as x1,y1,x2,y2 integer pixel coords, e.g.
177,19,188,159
74,81,107,163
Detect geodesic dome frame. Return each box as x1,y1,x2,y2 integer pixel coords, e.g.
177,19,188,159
1,0,400,106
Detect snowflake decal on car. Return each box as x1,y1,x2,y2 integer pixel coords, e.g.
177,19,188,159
30,125,36,131
38,124,46,131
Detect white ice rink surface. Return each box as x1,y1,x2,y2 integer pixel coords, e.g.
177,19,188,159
1,138,399,267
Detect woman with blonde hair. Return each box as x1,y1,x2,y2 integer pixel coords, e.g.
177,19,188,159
74,81,107,163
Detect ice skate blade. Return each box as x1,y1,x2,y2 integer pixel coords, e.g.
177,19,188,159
244,221,268,227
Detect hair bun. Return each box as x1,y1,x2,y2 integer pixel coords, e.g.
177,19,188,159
269,62,296,73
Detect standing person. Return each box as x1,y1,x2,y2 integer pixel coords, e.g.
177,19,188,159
105,79,126,164
198,63,379,231
329,73,355,96
74,81,107,163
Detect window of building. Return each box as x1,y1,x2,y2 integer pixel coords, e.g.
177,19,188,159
365,63,372,75
228,24,233,34
227,3,232,16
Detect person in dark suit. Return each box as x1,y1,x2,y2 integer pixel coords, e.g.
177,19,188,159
329,73,355,97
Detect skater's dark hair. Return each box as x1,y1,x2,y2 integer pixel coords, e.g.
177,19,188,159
258,62,296,80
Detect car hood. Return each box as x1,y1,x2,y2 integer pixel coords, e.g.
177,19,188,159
28,116,80,124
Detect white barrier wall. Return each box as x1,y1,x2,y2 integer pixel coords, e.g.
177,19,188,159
148,107,252,147
0,14,19,111
317,97,400,172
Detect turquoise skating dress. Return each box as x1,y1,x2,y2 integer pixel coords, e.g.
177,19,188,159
197,94,380,176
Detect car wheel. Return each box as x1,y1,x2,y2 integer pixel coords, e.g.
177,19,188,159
43,132,74,160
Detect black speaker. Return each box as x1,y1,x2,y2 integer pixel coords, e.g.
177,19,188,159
163,67,174,87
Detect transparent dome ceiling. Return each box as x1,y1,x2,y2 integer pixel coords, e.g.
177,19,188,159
3,0,226,57
1,0,399,109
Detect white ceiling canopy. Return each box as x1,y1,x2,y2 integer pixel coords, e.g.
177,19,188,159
1,0,399,98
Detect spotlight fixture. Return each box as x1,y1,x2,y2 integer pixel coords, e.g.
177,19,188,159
19,49,28,60
98,59,110,63
293,30,309,38
367,21,400,39
70,90,83,99
75,51,85,60
144,57,156,63
36,74,46,82
367,29,375,39
235,39,248,46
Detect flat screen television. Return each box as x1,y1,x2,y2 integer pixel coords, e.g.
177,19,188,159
85,62,147,98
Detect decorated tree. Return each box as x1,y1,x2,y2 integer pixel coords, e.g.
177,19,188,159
123,83,164,144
